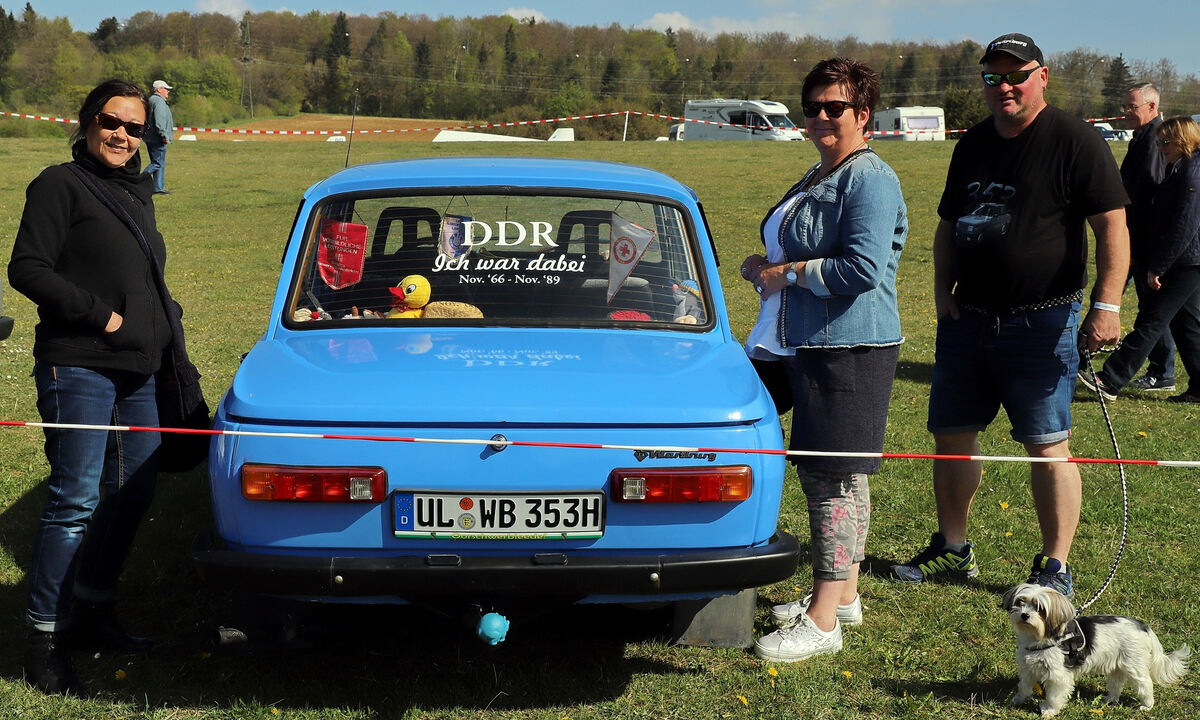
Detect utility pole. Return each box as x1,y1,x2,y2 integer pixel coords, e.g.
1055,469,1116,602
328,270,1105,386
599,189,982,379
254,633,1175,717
239,13,255,117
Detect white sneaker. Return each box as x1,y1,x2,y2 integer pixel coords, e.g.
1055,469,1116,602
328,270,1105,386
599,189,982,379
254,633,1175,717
771,593,862,627
754,613,842,662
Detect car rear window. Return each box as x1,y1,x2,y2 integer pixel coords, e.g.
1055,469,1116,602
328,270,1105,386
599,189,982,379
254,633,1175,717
286,192,710,328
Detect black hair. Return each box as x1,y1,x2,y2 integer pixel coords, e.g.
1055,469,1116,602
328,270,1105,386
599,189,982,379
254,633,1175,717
802,57,882,115
70,79,150,145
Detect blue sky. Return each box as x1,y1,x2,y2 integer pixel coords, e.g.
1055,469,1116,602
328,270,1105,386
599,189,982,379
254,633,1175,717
29,0,1200,79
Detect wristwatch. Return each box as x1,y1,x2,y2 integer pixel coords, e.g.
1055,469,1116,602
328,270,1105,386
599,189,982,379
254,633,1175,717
785,262,799,285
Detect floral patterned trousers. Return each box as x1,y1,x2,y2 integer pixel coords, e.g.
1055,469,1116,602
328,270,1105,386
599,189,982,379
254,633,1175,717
799,469,870,580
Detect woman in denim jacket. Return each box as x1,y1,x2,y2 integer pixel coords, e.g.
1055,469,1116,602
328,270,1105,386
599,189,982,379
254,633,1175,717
741,57,908,663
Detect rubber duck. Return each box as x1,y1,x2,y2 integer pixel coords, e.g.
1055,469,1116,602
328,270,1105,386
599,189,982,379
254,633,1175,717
387,275,432,318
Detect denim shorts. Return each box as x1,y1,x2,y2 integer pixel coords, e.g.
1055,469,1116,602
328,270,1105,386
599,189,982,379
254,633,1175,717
927,302,1080,445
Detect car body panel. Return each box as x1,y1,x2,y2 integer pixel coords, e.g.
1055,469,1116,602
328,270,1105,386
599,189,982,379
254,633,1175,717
224,328,764,426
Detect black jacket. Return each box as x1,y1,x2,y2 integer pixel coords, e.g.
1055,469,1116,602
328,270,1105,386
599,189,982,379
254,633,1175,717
1120,116,1166,265
1149,151,1200,277
7,142,171,375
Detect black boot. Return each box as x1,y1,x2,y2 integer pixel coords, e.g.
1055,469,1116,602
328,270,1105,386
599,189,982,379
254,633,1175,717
71,601,155,651
25,630,81,695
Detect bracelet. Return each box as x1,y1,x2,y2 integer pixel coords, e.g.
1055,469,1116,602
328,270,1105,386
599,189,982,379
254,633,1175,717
1092,301,1121,313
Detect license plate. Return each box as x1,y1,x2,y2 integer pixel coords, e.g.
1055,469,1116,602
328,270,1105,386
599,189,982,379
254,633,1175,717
393,491,605,539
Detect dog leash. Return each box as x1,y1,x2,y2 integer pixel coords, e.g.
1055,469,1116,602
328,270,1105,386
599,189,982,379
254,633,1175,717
1075,347,1131,615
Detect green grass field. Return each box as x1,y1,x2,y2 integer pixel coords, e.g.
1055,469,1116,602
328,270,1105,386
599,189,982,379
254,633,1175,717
0,136,1197,719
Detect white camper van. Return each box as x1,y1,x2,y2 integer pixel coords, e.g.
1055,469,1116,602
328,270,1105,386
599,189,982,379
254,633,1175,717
871,106,946,141
682,99,804,141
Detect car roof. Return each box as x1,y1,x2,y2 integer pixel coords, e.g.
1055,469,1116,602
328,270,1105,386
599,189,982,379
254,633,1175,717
303,157,699,204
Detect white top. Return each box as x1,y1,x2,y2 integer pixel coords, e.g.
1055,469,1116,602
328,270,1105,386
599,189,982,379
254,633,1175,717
745,190,807,359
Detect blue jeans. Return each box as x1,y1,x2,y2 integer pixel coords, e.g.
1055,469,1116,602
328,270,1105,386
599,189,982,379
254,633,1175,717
928,302,1081,445
1101,267,1200,393
27,364,160,631
145,142,167,192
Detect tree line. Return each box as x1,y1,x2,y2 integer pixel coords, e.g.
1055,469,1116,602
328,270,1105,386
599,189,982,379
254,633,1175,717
1,3,1198,140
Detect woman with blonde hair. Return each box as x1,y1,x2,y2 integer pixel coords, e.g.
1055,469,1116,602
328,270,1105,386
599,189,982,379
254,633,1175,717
1081,116,1200,402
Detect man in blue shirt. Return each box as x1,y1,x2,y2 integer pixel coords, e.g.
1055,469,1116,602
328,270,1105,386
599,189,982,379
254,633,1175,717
146,80,174,194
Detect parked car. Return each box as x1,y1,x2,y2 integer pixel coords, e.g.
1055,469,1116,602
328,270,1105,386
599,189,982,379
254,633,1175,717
192,157,799,646
1093,122,1132,142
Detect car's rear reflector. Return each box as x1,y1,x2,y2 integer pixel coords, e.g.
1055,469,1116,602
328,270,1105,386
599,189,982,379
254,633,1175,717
242,465,387,502
610,466,752,502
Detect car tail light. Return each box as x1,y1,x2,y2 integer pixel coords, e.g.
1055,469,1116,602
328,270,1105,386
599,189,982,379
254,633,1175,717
241,465,386,502
610,466,752,503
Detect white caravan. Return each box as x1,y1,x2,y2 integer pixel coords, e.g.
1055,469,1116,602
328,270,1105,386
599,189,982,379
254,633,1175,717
681,99,804,141
871,106,946,141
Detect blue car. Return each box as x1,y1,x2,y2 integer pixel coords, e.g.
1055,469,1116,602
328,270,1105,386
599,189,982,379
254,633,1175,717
193,157,798,645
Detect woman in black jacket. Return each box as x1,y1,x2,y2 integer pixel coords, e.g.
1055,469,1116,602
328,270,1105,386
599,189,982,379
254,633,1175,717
8,79,169,694
1082,116,1200,402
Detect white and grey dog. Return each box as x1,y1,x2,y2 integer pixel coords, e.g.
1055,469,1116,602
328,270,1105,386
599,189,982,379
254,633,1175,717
1002,583,1190,716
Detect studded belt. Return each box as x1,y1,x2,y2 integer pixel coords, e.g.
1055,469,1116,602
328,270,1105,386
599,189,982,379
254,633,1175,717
960,290,1083,317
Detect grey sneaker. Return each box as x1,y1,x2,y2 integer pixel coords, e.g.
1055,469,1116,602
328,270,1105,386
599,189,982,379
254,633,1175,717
754,613,842,662
771,593,862,627
1077,368,1117,402
1128,375,1176,392
891,532,979,583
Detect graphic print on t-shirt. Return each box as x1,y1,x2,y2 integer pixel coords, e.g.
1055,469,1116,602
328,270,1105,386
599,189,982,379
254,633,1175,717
955,181,1016,249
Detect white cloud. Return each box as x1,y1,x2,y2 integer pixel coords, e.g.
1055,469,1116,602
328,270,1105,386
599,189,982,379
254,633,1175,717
640,12,704,33
196,0,251,20
639,6,896,42
504,7,549,23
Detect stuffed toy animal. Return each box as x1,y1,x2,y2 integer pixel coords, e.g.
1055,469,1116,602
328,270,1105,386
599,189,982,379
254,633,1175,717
387,274,483,319
388,275,432,318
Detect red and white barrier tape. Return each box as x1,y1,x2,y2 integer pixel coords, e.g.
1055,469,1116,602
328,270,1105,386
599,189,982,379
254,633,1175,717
0,109,1130,140
1,419,1196,467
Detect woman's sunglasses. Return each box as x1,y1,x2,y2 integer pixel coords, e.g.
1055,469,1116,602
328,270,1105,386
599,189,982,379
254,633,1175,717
801,100,858,119
95,112,147,138
981,66,1040,87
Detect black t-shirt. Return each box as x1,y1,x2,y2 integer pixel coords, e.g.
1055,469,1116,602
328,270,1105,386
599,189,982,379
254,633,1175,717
938,105,1128,311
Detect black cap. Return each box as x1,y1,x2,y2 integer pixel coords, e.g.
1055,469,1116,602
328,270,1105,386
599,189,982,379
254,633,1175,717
979,33,1044,65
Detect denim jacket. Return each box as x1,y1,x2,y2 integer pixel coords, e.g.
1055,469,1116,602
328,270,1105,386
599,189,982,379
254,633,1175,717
763,149,908,348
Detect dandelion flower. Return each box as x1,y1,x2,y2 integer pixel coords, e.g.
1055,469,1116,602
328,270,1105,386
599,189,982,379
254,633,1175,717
738,695,748,706
843,671,853,678
114,669,127,681
768,667,778,677
1000,501,1010,509
1005,531,1014,537
1138,431,1147,437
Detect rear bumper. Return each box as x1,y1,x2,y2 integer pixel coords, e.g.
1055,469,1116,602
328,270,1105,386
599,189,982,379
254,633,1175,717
192,530,800,600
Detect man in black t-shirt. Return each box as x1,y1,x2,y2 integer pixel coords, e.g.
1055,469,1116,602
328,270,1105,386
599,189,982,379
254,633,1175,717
891,33,1129,598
